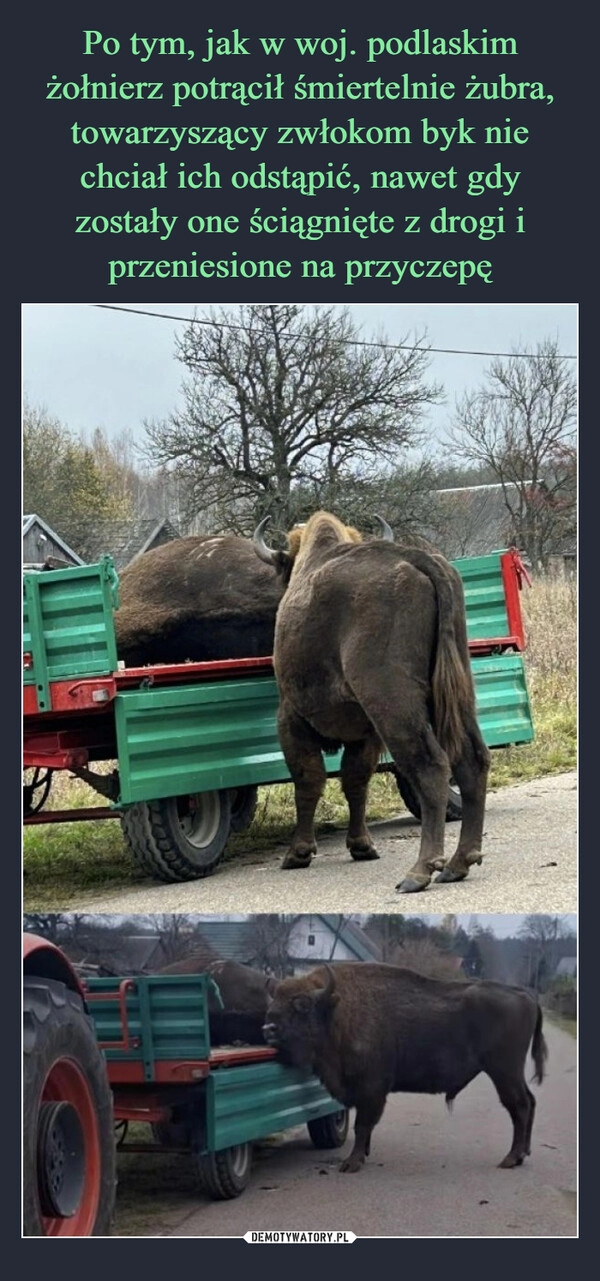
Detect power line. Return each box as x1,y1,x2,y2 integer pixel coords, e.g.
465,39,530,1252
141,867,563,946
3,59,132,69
91,303,576,360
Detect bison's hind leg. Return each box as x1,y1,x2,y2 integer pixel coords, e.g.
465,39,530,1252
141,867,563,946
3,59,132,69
488,1070,533,1168
340,737,382,862
385,726,450,893
277,706,327,870
436,719,490,885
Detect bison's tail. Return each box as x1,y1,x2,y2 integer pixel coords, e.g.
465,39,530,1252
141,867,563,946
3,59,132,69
531,1005,548,1085
399,549,475,764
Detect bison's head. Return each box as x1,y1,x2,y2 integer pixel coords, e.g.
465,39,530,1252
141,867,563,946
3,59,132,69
252,511,393,584
262,965,339,1067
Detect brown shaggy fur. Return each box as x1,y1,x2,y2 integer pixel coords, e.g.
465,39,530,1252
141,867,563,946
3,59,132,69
264,962,547,1172
269,511,490,891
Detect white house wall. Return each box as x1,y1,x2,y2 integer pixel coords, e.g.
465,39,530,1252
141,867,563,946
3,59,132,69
287,918,358,966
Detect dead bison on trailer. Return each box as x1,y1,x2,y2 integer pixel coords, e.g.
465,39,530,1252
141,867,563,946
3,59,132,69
263,962,548,1173
114,533,284,667
253,510,490,892
155,954,276,1044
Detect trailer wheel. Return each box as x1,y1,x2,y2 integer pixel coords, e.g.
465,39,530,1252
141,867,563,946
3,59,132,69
120,789,233,883
307,1110,350,1149
23,976,116,1237
195,1143,253,1199
393,772,463,823
229,785,259,833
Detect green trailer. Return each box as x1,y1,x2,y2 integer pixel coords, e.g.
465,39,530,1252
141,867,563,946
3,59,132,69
23,933,348,1236
23,549,534,883
84,970,348,1200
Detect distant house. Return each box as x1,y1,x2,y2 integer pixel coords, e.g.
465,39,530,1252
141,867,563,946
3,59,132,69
287,916,382,972
120,916,382,975
78,517,181,570
23,514,84,569
555,956,577,980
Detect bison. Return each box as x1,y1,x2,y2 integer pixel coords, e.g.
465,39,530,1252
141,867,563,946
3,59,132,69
156,953,276,1045
114,533,284,667
263,962,547,1173
253,510,490,893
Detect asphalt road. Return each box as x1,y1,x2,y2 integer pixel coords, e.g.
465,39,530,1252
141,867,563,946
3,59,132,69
113,1022,576,1239
81,771,577,916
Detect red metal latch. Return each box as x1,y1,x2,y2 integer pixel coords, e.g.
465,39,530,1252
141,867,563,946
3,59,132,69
508,547,532,590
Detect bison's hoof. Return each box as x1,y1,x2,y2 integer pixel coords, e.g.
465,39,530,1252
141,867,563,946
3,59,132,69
338,1157,365,1173
349,844,380,862
498,1153,524,1169
281,849,313,870
435,865,468,883
395,874,431,894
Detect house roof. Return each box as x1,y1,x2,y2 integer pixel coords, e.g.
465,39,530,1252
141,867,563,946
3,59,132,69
320,917,382,961
22,514,84,565
290,917,382,963
77,517,181,569
187,921,259,964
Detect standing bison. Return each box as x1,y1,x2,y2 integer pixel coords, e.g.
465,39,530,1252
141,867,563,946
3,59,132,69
263,963,547,1173
253,510,490,892
114,533,284,667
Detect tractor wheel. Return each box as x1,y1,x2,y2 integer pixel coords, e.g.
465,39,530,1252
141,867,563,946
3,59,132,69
307,1110,350,1149
229,785,259,833
23,977,116,1237
393,772,463,823
120,789,233,883
195,1144,253,1199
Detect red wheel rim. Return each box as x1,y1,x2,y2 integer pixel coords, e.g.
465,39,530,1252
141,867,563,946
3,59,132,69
39,1057,102,1236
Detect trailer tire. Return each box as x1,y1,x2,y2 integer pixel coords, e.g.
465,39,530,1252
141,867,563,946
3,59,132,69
23,976,116,1237
307,1110,350,1149
120,789,233,883
229,785,259,833
393,771,463,823
195,1143,253,1199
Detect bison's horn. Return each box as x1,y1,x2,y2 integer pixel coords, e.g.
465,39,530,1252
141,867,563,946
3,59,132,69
314,964,336,1003
373,513,394,542
252,515,278,566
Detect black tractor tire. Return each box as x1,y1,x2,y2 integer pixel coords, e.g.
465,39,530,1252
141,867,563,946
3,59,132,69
23,976,116,1237
229,785,259,833
195,1143,253,1199
307,1110,350,1150
393,772,463,823
120,789,233,883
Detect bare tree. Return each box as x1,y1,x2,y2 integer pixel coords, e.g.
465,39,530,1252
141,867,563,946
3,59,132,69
241,915,298,977
517,915,573,992
143,304,443,532
393,937,467,981
448,340,576,566
145,914,197,965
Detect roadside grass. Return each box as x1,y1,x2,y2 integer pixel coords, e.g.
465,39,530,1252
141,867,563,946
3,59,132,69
543,1010,577,1039
22,574,576,908
113,1123,199,1237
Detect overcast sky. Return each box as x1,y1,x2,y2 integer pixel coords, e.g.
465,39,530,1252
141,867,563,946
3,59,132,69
22,302,577,452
